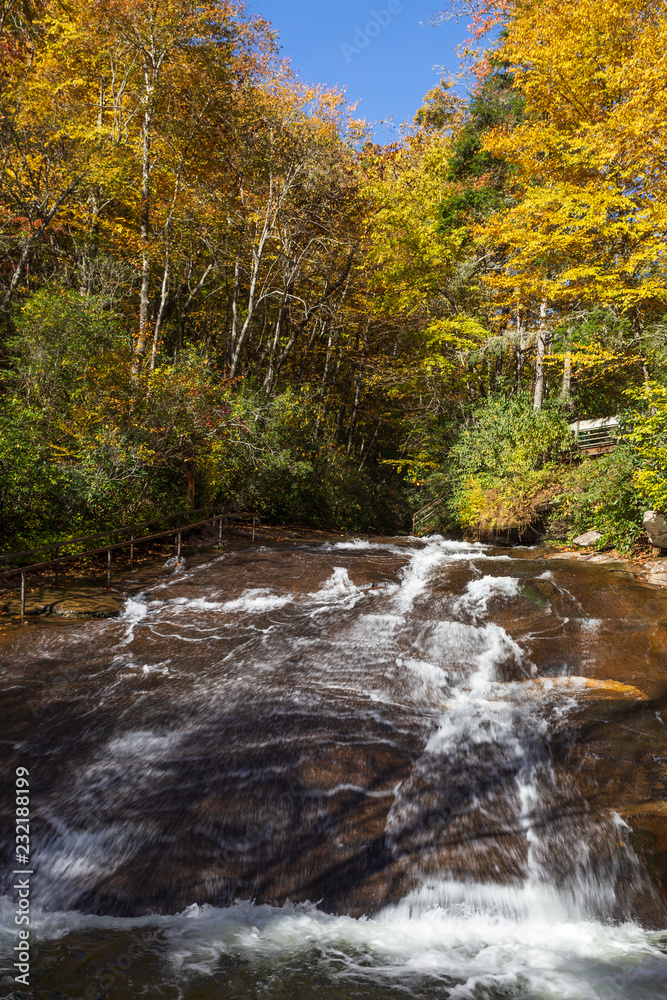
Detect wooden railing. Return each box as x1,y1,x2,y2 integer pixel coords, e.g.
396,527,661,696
0,508,260,618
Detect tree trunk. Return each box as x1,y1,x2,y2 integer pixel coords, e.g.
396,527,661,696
229,177,276,379
134,93,153,370
561,347,572,407
347,369,362,455
178,263,214,348
184,451,196,510
631,308,650,385
358,422,381,473
2,178,81,310
493,339,504,390
533,301,548,411
314,328,334,438
150,253,170,370
514,310,527,391
263,290,289,394
229,256,241,367
335,404,346,442
79,77,105,296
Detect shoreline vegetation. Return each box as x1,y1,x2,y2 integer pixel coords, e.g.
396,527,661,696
1,1,666,561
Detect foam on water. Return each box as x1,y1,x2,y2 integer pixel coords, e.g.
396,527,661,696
3,896,665,999
332,538,374,550
581,618,604,633
456,575,522,615
121,595,149,641
35,825,140,885
163,555,187,574
391,539,513,615
134,590,294,618
399,657,451,690
103,728,179,758
409,618,528,686
173,590,293,614
30,728,185,908
393,539,457,612
309,566,363,606
141,660,171,675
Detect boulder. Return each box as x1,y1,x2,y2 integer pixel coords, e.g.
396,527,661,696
644,510,667,550
573,530,602,547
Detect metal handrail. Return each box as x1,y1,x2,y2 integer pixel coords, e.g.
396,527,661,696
0,509,261,618
413,499,445,534
0,506,223,565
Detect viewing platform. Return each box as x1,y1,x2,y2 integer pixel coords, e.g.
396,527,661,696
569,416,619,455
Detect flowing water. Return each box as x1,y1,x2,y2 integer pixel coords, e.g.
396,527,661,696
1,536,667,999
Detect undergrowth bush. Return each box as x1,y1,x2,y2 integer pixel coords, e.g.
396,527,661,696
422,391,652,554
624,382,667,512
548,447,645,553
0,302,406,548
442,394,572,539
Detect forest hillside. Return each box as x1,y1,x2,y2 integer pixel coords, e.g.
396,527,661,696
1,0,666,553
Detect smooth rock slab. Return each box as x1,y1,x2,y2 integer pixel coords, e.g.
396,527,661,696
645,559,667,587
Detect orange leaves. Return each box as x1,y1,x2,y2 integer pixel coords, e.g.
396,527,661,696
431,1,514,41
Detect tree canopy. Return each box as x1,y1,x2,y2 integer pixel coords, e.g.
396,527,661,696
1,0,666,553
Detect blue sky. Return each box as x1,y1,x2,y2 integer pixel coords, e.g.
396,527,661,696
249,2,469,142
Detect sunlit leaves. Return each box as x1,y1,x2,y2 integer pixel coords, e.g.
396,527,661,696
477,0,667,315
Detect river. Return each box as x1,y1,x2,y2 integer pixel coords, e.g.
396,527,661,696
1,536,666,999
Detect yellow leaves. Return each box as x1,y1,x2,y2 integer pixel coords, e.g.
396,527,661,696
475,0,667,314
418,317,488,380
456,476,489,535
426,316,488,350
362,130,463,316
414,80,466,136
546,343,635,387
48,443,79,458
500,0,646,123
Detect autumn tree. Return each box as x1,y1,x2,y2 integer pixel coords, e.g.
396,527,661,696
469,0,667,406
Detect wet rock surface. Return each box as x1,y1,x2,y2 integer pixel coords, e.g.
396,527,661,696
1,537,666,998
546,544,667,590
0,586,125,618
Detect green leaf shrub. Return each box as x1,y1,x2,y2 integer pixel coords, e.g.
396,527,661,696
441,394,573,538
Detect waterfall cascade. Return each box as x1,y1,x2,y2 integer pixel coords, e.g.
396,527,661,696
1,537,666,998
